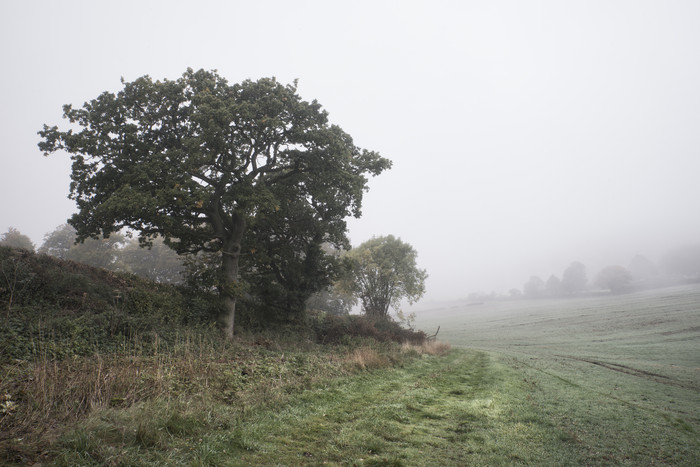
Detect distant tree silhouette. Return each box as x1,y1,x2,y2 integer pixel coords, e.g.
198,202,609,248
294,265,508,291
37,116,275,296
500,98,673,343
40,224,126,270
628,255,657,280
545,274,561,297
595,265,632,293
561,261,587,294
523,276,545,298
120,237,184,284
38,224,75,258
660,244,700,280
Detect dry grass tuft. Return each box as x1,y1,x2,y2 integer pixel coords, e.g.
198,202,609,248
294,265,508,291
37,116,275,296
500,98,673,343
421,340,452,355
0,353,179,453
402,340,452,356
344,346,391,370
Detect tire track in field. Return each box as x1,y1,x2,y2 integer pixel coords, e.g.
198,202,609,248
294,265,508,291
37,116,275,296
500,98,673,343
557,355,699,390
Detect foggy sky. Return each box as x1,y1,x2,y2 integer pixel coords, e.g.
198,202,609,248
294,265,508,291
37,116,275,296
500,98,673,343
2,1,699,301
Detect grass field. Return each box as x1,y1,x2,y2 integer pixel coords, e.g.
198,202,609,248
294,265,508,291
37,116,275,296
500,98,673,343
414,283,700,465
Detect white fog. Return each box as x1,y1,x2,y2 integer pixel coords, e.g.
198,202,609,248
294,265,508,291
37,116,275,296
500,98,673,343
2,0,699,302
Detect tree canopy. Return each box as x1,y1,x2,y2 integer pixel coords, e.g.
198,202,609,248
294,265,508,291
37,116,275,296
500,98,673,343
40,223,126,270
0,227,35,252
39,69,391,336
595,265,632,293
561,261,587,294
339,235,427,319
660,244,700,279
523,275,545,298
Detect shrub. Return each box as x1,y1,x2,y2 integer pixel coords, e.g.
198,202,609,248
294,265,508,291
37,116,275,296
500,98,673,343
312,313,426,345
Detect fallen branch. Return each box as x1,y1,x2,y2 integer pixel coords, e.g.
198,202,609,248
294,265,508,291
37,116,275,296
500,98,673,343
427,325,440,341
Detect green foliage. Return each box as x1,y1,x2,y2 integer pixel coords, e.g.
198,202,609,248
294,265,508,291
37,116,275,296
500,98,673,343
40,224,185,284
38,223,75,258
339,235,427,319
39,69,391,334
0,247,36,313
39,223,126,270
306,285,355,315
0,247,220,361
119,236,184,283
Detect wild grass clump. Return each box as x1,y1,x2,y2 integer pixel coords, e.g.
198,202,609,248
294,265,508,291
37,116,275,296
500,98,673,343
344,346,391,370
413,340,452,356
344,338,452,371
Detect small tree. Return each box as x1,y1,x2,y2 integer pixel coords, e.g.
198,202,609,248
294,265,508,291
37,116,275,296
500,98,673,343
339,235,427,319
305,286,355,316
38,224,75,258
0,227,35,252
39,223,126,270
120,237,184,284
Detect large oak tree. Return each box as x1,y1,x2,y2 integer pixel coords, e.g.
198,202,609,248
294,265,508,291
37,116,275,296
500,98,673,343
39,69,390,337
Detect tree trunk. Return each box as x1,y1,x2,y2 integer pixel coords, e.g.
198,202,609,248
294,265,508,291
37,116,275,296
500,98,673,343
220,215,246,339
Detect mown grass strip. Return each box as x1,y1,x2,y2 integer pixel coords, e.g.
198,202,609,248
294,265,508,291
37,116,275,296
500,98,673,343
226,349,578,466
48,348,582,466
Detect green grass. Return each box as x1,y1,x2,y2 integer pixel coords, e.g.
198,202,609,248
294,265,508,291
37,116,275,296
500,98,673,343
47,348,585,466
416,283,700,465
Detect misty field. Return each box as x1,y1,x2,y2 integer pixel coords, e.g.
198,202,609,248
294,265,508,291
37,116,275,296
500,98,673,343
415,284,700,464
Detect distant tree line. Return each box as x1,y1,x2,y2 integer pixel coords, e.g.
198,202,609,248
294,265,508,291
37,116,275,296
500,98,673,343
1,224,184,283
512,246,700,299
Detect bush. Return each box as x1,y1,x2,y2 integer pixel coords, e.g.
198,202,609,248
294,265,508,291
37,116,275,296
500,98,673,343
312,313,426,345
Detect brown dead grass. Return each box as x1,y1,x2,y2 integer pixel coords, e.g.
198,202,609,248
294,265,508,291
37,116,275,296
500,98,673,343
402,340,452,356
0,353,186,453
344,346,391,370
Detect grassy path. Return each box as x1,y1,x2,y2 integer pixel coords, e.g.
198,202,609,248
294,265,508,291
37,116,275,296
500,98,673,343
228,349,576,466
51,344,699,465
